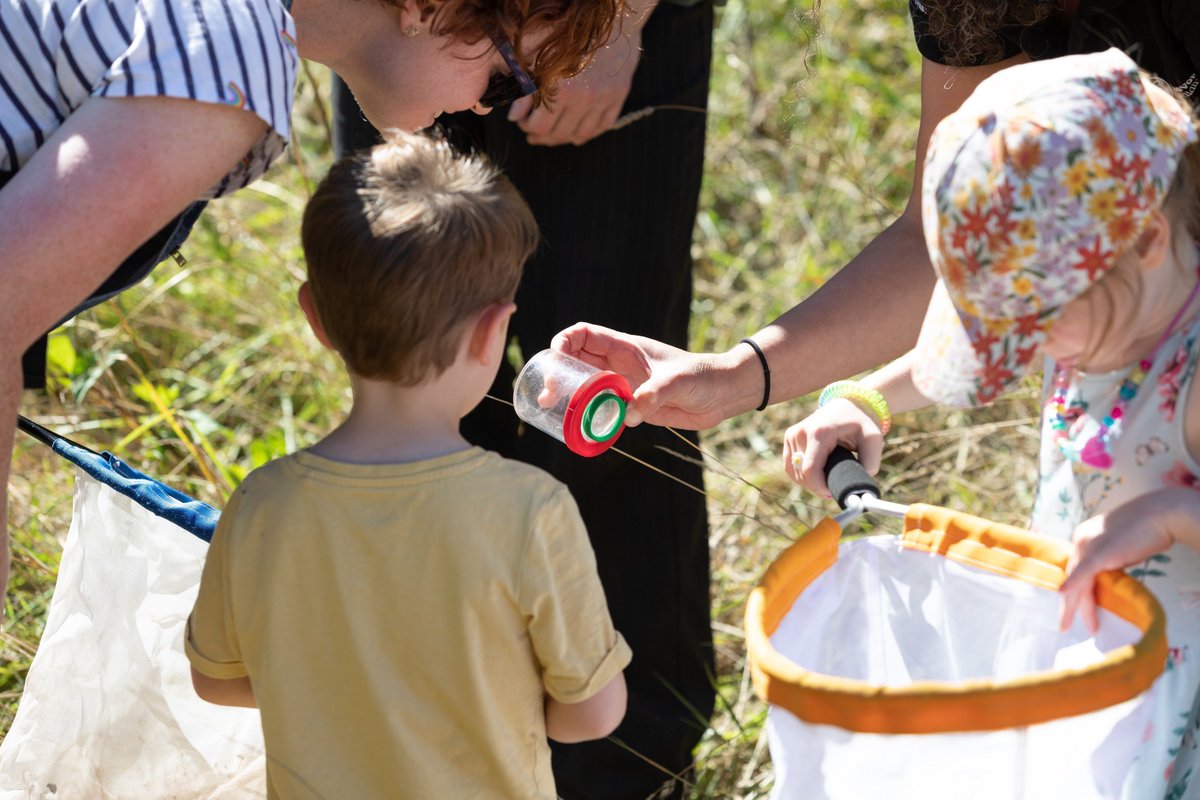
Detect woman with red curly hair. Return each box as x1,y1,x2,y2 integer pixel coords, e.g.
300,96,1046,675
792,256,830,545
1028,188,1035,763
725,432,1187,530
0,0,617,605
331,0,717,794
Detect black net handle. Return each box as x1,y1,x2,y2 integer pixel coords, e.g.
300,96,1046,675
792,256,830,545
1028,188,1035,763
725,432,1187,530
17,415,98,454
823,445,881,509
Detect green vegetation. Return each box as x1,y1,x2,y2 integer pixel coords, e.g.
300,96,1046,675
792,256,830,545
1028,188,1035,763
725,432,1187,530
3,0,1040,795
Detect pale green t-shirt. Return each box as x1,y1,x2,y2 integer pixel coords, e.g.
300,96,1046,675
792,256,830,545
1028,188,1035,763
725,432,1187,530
186,447,631,799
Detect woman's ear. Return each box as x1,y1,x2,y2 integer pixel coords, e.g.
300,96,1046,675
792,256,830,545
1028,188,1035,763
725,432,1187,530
468,302,517,365
1134,209,1172,273
396,0,423,33
298,282,335,349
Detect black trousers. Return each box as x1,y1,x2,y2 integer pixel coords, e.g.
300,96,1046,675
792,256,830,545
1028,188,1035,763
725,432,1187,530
335,6,715,797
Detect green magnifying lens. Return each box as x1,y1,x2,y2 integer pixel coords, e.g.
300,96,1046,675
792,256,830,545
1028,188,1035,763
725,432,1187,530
581,390,627,443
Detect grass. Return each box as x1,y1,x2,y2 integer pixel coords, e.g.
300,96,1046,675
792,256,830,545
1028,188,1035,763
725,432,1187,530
2,0,1041,796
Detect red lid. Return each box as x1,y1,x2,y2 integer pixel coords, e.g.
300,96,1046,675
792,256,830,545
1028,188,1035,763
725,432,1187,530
562,371,633,457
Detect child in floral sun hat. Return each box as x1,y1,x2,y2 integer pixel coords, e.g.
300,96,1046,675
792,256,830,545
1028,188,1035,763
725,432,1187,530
782,48,1200,797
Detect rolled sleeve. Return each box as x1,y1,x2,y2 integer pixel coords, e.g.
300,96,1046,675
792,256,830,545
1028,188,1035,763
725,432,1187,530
520,486,632,704
545,632,632,705
185,618,249,680
185,493,247,679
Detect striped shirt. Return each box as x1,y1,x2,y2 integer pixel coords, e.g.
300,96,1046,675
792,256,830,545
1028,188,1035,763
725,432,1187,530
0,0,298,197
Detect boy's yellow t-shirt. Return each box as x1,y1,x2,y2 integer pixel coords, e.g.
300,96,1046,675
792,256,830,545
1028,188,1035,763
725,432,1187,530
186,447,631,799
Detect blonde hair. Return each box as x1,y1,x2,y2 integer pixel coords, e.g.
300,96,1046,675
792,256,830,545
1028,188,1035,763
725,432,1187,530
301,131,538,384
1079,135,1200,364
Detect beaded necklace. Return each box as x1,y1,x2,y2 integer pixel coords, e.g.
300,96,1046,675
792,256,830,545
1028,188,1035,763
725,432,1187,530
1049,263,1200,470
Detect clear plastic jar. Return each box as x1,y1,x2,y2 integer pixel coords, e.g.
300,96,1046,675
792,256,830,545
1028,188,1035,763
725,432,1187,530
513,349,631,457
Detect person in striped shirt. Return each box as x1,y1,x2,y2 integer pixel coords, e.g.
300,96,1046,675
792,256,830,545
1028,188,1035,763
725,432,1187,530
0,0,620,601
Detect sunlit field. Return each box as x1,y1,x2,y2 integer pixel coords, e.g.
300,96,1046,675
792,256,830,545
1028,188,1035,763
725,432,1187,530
3,1,1040,795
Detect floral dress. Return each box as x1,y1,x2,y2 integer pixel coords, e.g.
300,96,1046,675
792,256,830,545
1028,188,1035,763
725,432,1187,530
1031,313,1200,799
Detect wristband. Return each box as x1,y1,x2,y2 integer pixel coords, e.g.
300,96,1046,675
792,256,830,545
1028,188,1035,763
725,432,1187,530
741,338,771,412
818,380,892,436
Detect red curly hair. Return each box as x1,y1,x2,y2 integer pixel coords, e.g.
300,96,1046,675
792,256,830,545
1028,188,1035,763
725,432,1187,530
410,0,623,107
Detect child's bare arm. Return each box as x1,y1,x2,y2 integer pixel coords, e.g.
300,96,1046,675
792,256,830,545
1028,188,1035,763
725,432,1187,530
1059,489,1200,633
191,667,258,708
783,350,931,496
544,672,627,744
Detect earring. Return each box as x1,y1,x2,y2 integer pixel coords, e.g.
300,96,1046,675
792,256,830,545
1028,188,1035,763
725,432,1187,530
403,24,421,37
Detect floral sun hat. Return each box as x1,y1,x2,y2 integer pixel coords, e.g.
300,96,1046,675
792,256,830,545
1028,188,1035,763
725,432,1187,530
911,48,1197,407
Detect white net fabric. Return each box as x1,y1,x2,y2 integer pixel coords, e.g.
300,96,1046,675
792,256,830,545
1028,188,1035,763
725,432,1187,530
0,470,265,799
766,534,1160,800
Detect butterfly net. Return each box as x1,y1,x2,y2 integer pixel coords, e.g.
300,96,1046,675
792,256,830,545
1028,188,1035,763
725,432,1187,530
0,452,264,799
746,506,1165,800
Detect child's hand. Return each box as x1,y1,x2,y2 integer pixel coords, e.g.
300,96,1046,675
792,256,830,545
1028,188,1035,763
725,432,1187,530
782,399,884,498
1059,492,1177,634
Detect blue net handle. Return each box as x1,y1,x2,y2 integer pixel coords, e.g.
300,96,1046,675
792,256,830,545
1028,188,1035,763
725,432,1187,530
18,415,219,542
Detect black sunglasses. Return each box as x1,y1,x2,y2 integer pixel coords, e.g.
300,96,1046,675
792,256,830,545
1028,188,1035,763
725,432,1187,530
478,32,537,108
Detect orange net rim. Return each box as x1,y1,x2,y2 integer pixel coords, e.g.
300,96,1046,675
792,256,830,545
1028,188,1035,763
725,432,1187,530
743,504,1167,734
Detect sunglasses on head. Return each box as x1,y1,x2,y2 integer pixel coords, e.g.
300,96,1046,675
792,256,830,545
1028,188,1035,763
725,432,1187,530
478,31,537,108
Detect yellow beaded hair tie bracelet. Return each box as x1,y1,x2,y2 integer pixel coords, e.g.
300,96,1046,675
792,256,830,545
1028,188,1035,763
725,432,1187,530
818,381,892,436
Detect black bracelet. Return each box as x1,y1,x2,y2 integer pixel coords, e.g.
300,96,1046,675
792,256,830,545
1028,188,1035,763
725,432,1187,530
740,337,771,412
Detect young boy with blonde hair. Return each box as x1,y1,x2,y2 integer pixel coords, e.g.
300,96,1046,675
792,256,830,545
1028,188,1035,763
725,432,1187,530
184,131,631,799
